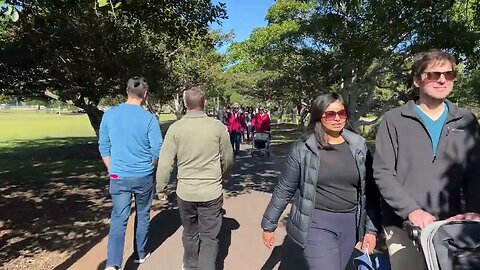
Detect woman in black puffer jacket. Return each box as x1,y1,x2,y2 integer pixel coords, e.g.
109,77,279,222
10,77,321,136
261,93,381,270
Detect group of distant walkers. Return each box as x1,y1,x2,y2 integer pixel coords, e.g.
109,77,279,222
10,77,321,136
98,49,480,270
216,103,271,155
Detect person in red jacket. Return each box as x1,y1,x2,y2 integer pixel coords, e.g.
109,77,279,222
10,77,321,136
252,106,271,149
252,106,271,133
226,103,245,155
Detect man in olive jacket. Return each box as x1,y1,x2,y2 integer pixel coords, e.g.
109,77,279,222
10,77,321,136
373,49,480,270
156,86,234,270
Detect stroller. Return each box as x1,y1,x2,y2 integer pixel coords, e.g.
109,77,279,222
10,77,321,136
403,220,480,270
250,131,271,157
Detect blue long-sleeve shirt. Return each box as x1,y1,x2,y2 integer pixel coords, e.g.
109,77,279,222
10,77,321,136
98,103,162,178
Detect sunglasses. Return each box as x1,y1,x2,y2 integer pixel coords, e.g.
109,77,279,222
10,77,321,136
422,71,456,81
322,109,347,121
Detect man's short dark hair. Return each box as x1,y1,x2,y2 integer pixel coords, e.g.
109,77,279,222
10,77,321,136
126,77,148,98
411,49,456,78
184,86,205,110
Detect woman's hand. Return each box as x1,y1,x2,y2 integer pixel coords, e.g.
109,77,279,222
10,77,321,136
262,231,275,248
448,212,480,221
361,233,377,254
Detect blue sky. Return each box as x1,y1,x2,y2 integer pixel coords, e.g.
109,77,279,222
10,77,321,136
212,0,275,49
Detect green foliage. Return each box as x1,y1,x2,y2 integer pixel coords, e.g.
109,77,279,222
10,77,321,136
0,1,227,133
97,0,109,7
24,99,48,107
1,2,19,22
222,89,256,107
168,30,230,100
452,67,480,106
98,95,125,107
0,94,9,103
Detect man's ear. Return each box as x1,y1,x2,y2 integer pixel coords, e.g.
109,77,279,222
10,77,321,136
143,91,149,100
204,100,208,107
413,76,422,88
183,99,188,108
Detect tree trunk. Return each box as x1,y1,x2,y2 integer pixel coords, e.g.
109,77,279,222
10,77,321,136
171,93,183,120
297,101,309,126
277,107,285,124
83,105,104,137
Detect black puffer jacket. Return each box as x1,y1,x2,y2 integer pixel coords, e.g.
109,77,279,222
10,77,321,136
261,130,380,248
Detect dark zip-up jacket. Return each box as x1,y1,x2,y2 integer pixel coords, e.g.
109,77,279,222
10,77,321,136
261,130,381,248
373,100,480,226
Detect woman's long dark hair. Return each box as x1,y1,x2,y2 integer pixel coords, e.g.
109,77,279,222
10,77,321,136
303,93,350,150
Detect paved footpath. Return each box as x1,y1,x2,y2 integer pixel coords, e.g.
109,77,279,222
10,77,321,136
68,143,302,270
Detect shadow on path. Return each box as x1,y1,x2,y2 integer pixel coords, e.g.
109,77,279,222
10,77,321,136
223,150,281,198
216,211,240,270
121,206,182,270
261,236,308,270
223,124,299,199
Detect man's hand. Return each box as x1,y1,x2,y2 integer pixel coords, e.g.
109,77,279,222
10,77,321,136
262,231,275,248
448,212,480,221
408,209,437,229
361,233,377,254
102,156,111,172
157,192,168,202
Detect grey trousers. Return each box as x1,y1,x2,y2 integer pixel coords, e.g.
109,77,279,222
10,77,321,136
178,195,223,270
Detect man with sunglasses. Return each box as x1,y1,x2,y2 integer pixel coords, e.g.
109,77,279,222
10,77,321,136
373,49,480,270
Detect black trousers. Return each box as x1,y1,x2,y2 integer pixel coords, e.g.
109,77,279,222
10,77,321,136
177,195,223,270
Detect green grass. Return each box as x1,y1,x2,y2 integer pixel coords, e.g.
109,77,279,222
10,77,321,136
271,123,304,144
0,110,176,144
0,110,95,142
0,110,177,268
0,110,175,183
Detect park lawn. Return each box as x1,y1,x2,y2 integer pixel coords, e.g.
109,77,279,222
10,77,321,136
0,110,96,142
0,110,176,183
0,110,176,143
0,110,176,269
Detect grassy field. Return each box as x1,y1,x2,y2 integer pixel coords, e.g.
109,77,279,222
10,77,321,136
0,110,177,269
0,110,176,182
0,110,96,142
0,110,176,144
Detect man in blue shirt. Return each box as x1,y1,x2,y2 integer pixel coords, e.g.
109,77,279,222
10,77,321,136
98,77,162,270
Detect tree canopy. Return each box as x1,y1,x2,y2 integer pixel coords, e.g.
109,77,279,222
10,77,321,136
0,0,227,133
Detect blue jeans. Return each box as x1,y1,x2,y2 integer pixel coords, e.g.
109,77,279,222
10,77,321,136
230,130,242,154
106,175,154,268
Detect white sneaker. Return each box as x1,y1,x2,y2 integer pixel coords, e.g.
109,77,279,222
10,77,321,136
134,252,151,264
105,267,117,270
